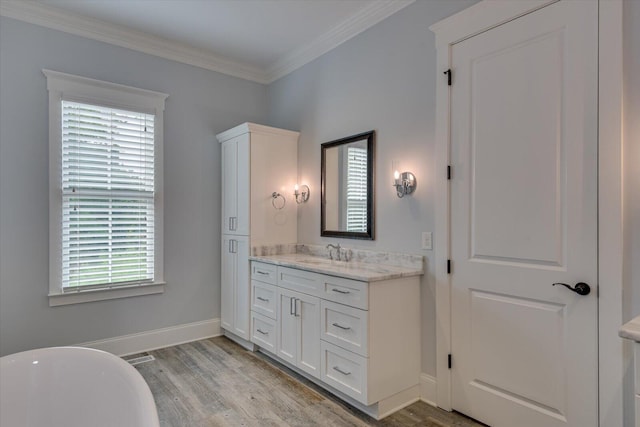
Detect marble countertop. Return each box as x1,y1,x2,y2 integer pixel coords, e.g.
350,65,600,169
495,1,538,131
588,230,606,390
620,316,640,342
249,253,424,282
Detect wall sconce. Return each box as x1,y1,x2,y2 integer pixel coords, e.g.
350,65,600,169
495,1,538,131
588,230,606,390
393,170,417,198
294,184,310,204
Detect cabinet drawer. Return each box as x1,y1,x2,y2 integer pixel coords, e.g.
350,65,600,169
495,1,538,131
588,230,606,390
251,280,277,319
321,300,368,357
321,341,368,404
321,276,368,310
251,261,277,285
278,266,323,296
251,312,276,354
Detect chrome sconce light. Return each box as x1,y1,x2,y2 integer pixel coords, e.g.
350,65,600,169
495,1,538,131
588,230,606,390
393,170,417,198
294,184,310,204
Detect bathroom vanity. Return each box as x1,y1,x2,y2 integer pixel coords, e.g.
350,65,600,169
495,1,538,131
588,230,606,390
248,249,423,420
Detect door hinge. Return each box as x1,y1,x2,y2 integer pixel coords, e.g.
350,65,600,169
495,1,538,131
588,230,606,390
444,69,452,86
448,353,452,369
447,259,451,274
447,165,451,180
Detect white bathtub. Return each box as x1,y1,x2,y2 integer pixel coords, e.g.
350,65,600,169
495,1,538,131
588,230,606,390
0,346,160,427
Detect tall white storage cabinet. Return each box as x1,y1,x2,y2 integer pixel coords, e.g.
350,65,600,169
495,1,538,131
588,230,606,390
216,123,299,348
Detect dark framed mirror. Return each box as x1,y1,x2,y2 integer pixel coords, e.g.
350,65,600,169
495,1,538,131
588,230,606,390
321,130,375,240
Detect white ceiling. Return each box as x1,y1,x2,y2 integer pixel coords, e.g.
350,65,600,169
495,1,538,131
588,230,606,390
0,0,414,83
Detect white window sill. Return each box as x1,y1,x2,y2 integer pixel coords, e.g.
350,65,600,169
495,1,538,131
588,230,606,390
48,282,165,307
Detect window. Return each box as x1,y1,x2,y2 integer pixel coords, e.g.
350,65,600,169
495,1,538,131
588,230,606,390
45,70,167,306
345,146,367,232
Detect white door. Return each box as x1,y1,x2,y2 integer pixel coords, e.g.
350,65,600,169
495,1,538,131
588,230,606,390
221,140,237,234
277,288,321,377
220,135,249,236
220,235,235,332
232,235,250,339
297,292,320,378
277,288,298,365
221,235,250,339
450,2,597,427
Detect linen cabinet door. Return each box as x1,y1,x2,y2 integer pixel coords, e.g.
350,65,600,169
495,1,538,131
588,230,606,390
220,134,249,236
221,140,238,234
220,235,235,332
277,288,297,366
231,235,250,340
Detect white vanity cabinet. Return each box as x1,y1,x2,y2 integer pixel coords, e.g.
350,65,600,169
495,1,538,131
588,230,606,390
217,123,299,347
249,259,421,420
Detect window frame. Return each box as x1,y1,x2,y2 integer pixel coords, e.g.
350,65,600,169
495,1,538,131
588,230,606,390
344,145,368,232
44,69,168,306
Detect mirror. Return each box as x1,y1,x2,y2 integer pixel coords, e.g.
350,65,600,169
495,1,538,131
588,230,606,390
321,130,375,240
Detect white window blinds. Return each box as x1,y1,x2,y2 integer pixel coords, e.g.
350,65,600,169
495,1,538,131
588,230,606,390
61,100,155,289
346,147,367,232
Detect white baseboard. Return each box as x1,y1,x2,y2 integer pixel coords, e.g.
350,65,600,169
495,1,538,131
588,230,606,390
420,373,437,407
77,318,221,357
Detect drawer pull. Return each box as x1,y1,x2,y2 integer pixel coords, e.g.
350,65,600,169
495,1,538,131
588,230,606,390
333,366,351,376
256,328,269,335
256,270,269,275
257,296,269,302
331,288,351,294
332,322,351,330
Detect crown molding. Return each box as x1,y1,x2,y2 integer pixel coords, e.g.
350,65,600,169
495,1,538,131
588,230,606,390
0,0,414,85
0,1,268,83
265,0,415,83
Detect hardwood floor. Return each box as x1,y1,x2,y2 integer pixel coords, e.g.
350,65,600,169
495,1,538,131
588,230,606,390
132,337,484,427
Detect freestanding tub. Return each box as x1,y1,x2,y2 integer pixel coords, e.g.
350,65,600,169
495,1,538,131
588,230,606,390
0,346,160,427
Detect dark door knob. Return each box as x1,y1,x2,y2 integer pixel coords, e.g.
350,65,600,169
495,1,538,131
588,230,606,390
552,282,591,296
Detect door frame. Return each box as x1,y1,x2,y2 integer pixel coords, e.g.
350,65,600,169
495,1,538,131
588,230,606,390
430,1,624,426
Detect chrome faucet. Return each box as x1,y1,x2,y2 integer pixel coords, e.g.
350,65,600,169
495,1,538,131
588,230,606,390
326,243,341,261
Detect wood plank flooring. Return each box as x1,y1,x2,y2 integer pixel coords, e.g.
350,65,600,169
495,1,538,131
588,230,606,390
132,337,484,427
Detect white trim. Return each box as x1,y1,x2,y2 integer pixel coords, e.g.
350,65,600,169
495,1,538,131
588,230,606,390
45,69,166,305
419,373,437,407
265,0,415,83
49,282,165,307
1,0,413,85
430,0,624,421
598,1,625,426
215,122,300,143
429,0,557,47
77,318,222,357
0,1,266,83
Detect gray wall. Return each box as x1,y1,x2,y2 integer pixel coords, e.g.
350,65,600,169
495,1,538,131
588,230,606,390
624,0,640,425
0,16,268,356
266,0,478,376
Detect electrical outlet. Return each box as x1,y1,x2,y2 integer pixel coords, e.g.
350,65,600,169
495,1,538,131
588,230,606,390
422,232,432,250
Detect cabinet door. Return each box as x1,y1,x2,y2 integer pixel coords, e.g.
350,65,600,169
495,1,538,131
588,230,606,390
221,134,249,236
235,134,250,235
220,235,235,331
297,292,321,378
277,288,298,365
232,235,250,340
221,235,249,340
221,140,238,234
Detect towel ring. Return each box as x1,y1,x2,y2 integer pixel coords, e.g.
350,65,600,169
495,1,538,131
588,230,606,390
271,192,286,210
